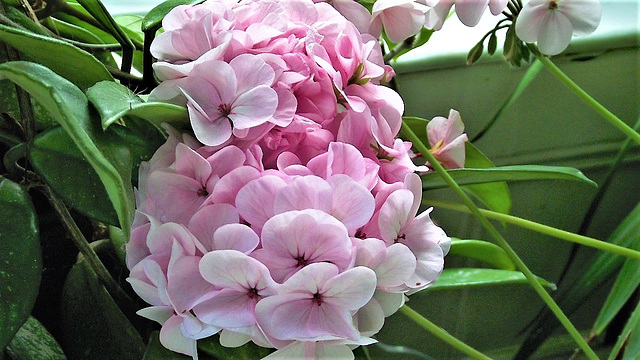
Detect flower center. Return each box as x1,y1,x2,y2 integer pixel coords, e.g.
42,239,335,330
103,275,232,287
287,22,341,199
218,103,232,118
197,186,208,197
394,233,406,243
429,139,445,155
548,1,558,9
295,256,308,267
247,287,259,299
313,292,323,306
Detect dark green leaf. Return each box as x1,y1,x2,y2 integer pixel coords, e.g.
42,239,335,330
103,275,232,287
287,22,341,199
198,334,274,360
449,238,515,270
402,116,429,142
142,0,205,32
53,12,118,45
462,142,512,215
606,300,640,360
0,23,113,90
86,81,188,130
422,165,596,189
115,15,144,45
487,32,497,55
5,316,66,360
30,127,119,225
4,6,49,36
515,202,640,359
0,61,134,234
0,177,41,350
426,268,555,292
60,257,145,360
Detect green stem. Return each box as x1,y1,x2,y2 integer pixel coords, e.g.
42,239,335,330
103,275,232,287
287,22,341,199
423,199,640,261
399,306,492,360
401,122,600,360
45,186,137,313
536,54,640,145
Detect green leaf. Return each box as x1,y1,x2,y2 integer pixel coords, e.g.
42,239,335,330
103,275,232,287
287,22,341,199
0,23,113,90
75,0,134,49
60,256,145,360
49,17,105,44
5,316,66,360
515,202,640,359
0,177,41,350
143,332,191,360
0,61,134,234
426,268,555,292
392,27,435,61
461,142,512,215
606,300,640,360
4,6,49,36
421,165,596,189
142,0,205,32
449,238,516,270
592,254,640,335
29,127,119,225
198,334,274,360
114,15,144,45
53,12,118,45
86,81,189,130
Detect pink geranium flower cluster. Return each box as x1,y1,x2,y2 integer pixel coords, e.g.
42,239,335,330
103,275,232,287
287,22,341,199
127,0,451,358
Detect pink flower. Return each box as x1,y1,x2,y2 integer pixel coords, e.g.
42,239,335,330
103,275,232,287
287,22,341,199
252,209,354,282
427,109,468,169
515,0,602,55
179,54,279,146
370,0,429,43
255,263,377,341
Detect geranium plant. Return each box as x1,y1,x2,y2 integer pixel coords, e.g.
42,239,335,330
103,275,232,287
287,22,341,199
0,0,638,359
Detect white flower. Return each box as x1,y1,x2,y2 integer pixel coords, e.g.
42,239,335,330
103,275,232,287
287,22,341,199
424,0,508,30
515,0,602,55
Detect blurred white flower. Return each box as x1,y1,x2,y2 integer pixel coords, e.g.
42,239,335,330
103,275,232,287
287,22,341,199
424,0,508,30
515,0,602,55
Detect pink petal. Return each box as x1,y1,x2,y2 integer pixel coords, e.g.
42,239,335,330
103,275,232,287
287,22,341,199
515,1,551,43
199,250,275,293
373,243,417,289
377,189,413,243
230,86,278,129
536,10,573,55
455,0,490,27
188,204,239,252
562,0,601,36
328,175,375,234
229,53,275,93
210,166,261,206
213,223,259,253
188,102,233,147
193,288,259,327
167,255,215,313
322,267,377,311
159,315,197,357
236,175,287,228
137,306,173,325
355,298,384,337
273,176,333,214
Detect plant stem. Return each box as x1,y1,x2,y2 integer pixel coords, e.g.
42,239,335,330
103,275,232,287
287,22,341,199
44,186,137,312
399,306,492,360
400,122,600,360
384,36,417,63
536,54,640,145
423,199,640,261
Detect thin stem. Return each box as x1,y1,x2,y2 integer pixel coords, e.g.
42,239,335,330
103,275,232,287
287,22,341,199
399,306,492,360
44,186,137,312
384,36,416,63
62,39,122,52
423,199,640,261
142,29,158,93
536,52,640,145
400,122,600,360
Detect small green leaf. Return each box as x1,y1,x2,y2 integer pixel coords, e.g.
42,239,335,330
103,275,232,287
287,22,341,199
142,0,205,32
487,32,497,55
426,268,555,292
462,142,512,215
49,17,105,44
0,177,41,350
5,316,66,360
422,165,596,189
449,238,516,270
4,6,49,36
0,23,113,90
198,334,274,360
53,12,118,45
0,61,134,234
86,81,188,130
624,315,640,360
60,257,145,360
115,15,144,45
75,0,134,49
30,127,119,225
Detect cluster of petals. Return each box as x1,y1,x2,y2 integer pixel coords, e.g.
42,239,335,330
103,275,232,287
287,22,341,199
127,131,450,359
515,0,602,55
